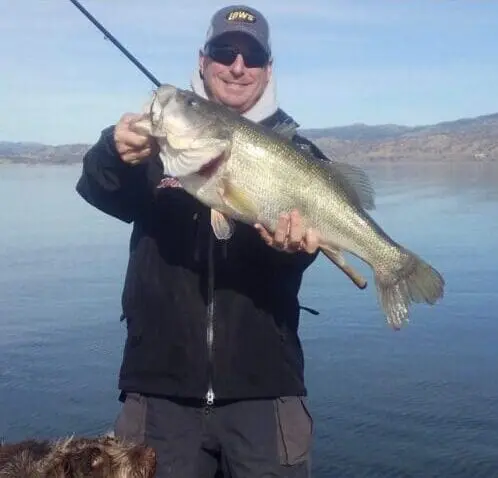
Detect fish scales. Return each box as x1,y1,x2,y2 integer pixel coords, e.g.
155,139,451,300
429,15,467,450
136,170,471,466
227,126,398,269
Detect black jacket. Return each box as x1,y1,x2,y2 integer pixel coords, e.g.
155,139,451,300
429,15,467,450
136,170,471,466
76,108,329,402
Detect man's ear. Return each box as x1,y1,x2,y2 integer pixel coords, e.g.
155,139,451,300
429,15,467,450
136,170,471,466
199,49,206,78
265,59,273,83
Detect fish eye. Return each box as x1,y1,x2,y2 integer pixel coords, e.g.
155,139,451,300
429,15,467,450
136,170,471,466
186,97,198,107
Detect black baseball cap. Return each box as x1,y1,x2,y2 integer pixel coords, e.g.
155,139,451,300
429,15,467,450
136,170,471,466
204,5,271,56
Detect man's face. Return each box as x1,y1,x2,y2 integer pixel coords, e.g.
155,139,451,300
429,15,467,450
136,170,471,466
199,32,272,114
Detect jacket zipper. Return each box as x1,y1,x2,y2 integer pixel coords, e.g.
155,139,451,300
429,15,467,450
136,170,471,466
206,227,215,406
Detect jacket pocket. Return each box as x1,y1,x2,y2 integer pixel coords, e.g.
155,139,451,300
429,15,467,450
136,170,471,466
113,392,147,443
274,396,314,466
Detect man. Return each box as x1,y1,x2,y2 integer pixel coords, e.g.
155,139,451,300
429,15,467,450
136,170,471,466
76,5,330,477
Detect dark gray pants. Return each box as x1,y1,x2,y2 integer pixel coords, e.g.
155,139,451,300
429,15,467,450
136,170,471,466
114,393,313,478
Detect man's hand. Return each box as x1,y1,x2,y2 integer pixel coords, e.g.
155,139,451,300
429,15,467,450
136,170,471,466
114,113,158,165
254,209,319,254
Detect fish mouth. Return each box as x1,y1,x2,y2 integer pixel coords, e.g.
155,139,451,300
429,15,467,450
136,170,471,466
148,84,178,129
154,84,178,106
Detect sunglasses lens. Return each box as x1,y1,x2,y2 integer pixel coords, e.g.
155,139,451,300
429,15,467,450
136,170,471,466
207,45,268,68
244,50,268,68
208,46,238,66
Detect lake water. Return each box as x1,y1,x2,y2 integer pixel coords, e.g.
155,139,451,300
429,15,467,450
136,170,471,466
1,162,497,477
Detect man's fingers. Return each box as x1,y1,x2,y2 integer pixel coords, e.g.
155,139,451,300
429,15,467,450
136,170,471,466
256,214,319,255
273,213,290,247
115,112,152,151
113,112,158,165
133,147,153,159
121,112,144,123
121,139,158,157
116,130,150,150
288,209,304,249
119,147,148,162
255,224,273,245
303,228,320,253
127,112,150,124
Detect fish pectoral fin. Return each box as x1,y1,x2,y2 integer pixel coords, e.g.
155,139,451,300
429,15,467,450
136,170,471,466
326,162,376,210
219,179,259,221
211,209,235,240
321,245,368,290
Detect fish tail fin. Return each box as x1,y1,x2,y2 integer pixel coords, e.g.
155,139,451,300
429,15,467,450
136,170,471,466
374,249,445,330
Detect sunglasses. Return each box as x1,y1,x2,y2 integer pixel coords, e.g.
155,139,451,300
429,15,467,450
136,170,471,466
205,44,269,68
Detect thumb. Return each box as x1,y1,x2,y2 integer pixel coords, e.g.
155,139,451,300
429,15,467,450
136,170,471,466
129,113,153,135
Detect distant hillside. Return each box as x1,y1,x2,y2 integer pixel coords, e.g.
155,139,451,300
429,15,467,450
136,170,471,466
302,124,413,142
0,141,89,165
300,112,498,162
1,112,497,164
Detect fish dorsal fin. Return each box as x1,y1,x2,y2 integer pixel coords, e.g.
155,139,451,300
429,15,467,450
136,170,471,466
270,118,299,139
326,161,376,210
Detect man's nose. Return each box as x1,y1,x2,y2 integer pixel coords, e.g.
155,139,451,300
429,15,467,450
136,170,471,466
229,53,245,75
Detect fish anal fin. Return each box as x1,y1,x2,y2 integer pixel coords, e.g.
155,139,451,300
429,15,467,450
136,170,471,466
211,209,235,240
321,245,368,290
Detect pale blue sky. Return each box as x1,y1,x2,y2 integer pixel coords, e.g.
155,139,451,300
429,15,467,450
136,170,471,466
1,0,497,144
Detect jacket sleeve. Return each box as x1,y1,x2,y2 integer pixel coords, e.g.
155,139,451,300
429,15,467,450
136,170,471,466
75,125,150,223
268,245,319,272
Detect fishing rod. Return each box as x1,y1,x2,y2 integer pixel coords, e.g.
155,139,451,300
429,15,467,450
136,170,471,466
68,0,161,87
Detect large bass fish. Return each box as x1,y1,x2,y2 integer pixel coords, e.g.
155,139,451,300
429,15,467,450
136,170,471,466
133,84,445,329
